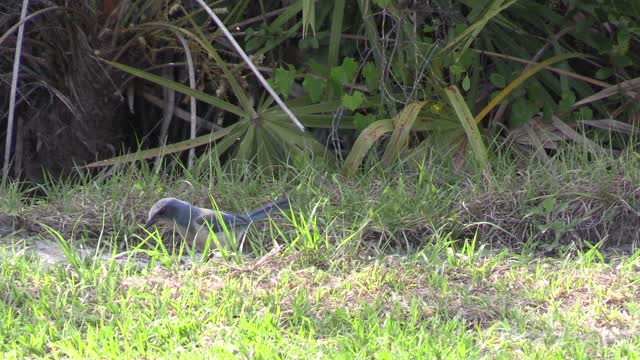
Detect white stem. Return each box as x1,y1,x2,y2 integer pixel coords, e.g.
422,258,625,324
193,0,305,132
3,0,30,183
174,31,198,170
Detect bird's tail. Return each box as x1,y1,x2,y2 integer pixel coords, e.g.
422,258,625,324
246,198,290,222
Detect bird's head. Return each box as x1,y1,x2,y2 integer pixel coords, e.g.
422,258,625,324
144,198,193,229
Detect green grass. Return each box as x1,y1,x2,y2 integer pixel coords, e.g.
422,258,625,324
1,148,639,358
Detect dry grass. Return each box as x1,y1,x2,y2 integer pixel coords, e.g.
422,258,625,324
457,174,640,251
8,155,640,257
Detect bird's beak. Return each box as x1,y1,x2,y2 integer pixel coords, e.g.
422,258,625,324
144,217,157,229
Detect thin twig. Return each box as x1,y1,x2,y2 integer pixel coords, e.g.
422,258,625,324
228,243,283,276
473,49,610,88
228,6,288,30
0,6,58,47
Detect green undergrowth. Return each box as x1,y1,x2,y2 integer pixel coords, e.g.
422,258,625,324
0,147,639,358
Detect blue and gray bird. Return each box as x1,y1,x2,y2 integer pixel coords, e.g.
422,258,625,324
144,197,290,251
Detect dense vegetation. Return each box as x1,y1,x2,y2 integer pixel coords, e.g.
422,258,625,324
1,0,638,180
0,0,639,358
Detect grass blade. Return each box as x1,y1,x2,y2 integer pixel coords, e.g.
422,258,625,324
301,0,316,37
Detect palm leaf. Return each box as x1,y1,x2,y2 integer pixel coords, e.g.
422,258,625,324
443,86,489,170
342,119,394,177
382,101,429,166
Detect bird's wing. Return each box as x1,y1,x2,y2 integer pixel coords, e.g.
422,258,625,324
246,198,290,222
194,210,251,233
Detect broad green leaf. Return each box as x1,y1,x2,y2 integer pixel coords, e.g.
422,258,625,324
489,73,506,88
272,65,297,98
354,113,376,131
245,26,266,52
299,36,319,50
458,49,474,68
574,107,593,120
594,68,613,80
331,57,358,84
342,91,366,111
462,75,471,91
453,23,468,37
542,197,555,213
510,98,537,127
527,81,547,106
613,29,630,55
558,91,576,112
449,64,464,76
309,61,329,78
302,74,326,103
